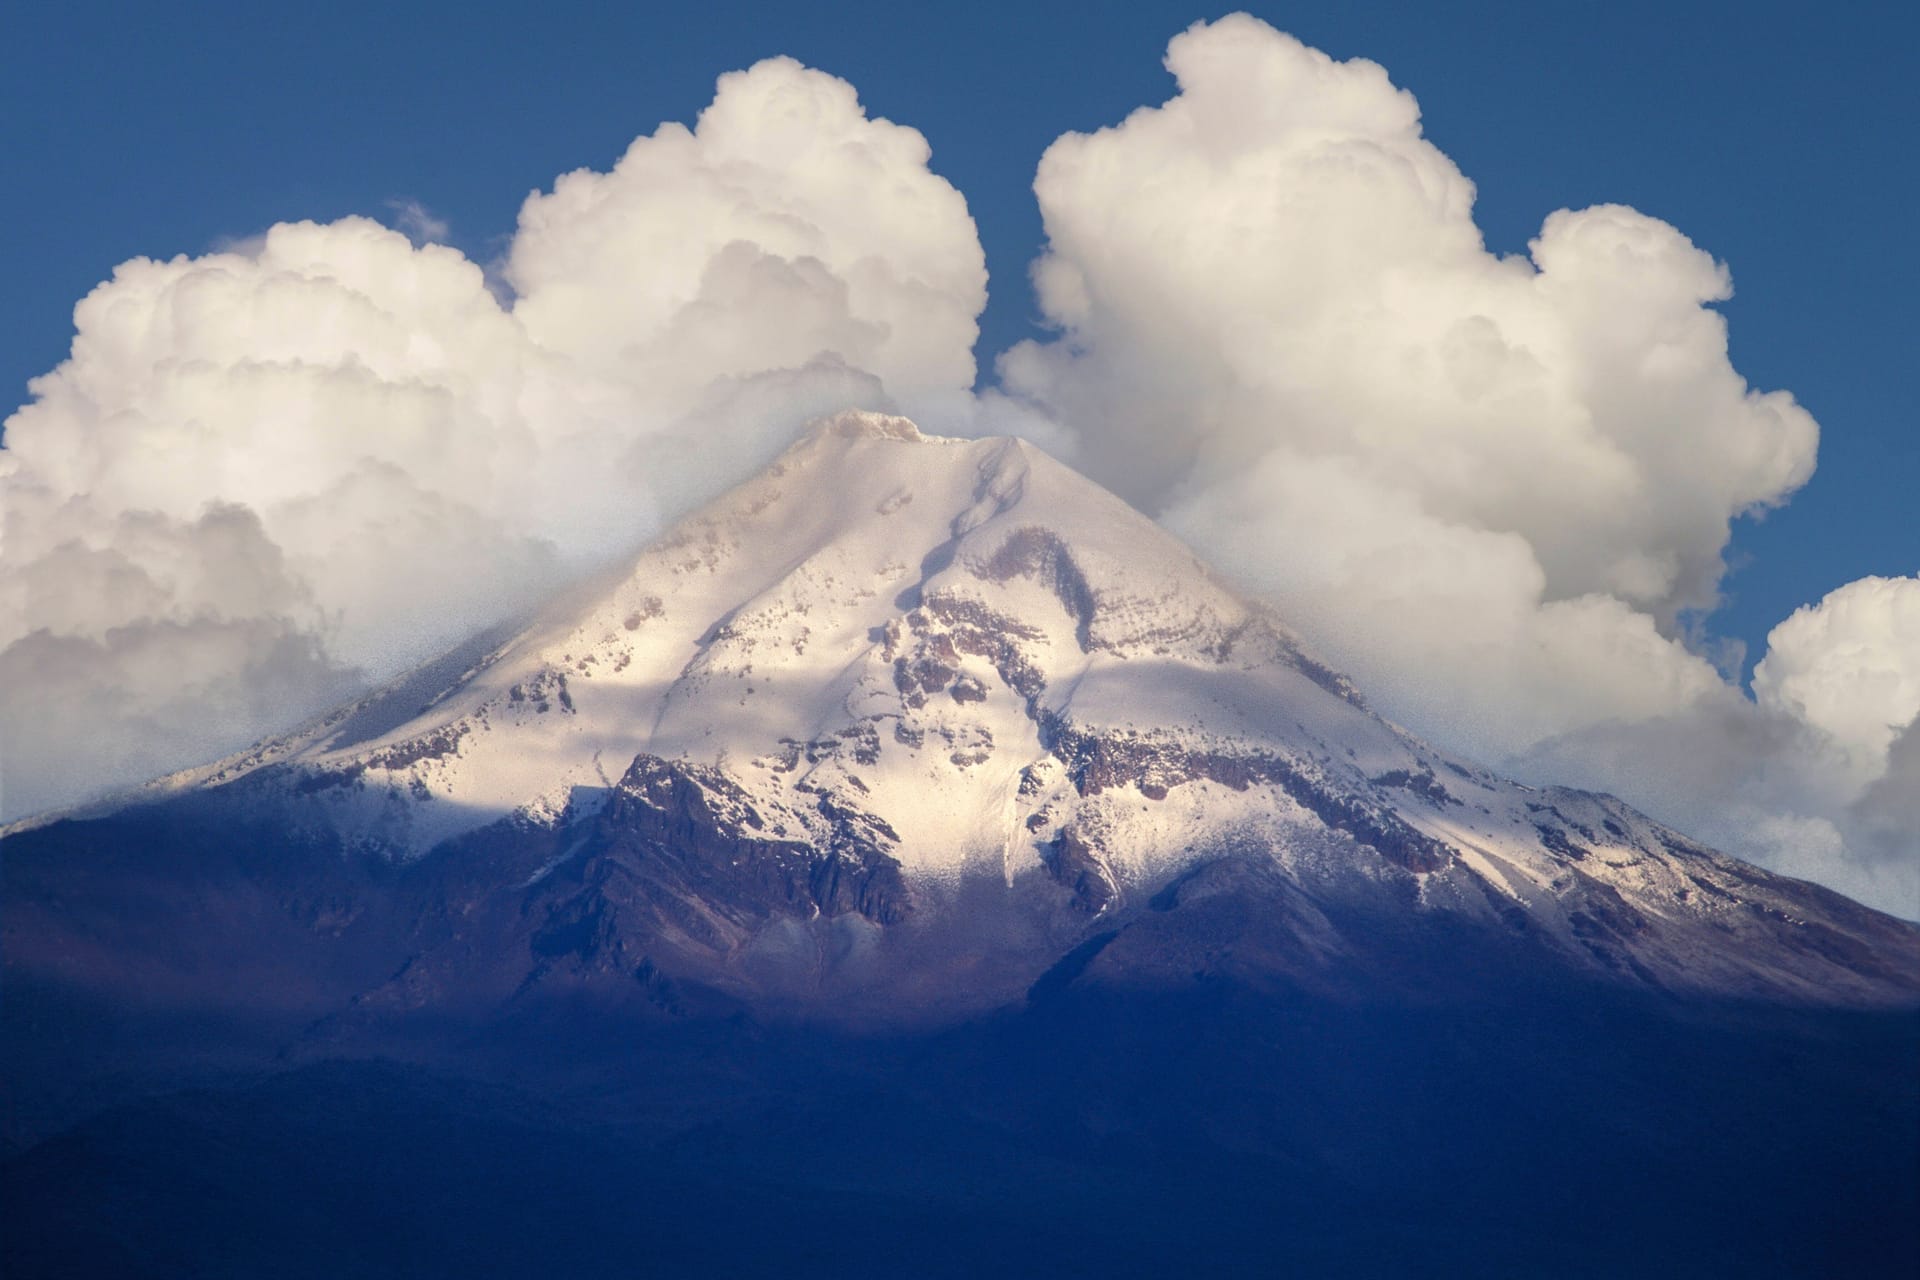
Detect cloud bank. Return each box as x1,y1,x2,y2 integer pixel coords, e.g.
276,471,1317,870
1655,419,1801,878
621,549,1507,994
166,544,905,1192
0,57,984,817
997,14,1912,913
2,18,1912,914
1003,15,1813,750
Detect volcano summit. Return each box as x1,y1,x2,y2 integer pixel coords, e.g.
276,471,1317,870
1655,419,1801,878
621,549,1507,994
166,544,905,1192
5,412,1917,1276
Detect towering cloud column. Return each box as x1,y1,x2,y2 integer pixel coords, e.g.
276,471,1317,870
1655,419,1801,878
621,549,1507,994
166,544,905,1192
996,14,1909,912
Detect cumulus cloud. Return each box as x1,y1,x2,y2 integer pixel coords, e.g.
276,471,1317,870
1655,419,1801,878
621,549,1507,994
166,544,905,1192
2,18,1910,917
1001,15,1814,736
1751,577,1920,908
0,56,984,818
507,60,984,422
995,14,1910,914
1754,575,1920,784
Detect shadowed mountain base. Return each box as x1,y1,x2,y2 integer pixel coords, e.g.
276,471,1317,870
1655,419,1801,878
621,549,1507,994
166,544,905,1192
5,981,1916,1279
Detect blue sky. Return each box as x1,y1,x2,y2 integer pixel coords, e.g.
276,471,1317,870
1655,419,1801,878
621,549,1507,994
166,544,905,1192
3,0,1912,676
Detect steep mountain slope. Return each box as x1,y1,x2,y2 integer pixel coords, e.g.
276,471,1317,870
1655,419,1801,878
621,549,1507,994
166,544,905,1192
6,411,1918,1277
23,410,1907,1011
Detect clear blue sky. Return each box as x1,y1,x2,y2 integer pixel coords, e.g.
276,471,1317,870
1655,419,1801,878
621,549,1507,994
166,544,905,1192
4,0,1913,678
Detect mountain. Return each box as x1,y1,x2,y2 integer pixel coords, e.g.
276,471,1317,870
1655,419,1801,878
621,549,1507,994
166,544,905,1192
5,412,1918,1276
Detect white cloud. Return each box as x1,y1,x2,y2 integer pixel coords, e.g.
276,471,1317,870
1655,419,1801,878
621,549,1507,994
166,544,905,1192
994,14,1910,914
1754,575,1920,783
1004,16,1815,649
1751,577,1920,911
1,20,1909,918
0,56,985,818
507,57,984,421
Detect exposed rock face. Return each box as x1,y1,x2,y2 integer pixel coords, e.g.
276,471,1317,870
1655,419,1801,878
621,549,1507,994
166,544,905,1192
1045,825,1120,913
599,755,911,928
978,526,1097,649
1041,717,1454,875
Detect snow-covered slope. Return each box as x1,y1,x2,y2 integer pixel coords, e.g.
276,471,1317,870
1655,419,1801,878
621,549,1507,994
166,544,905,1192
30,410,1919,1009
140,411,1382,860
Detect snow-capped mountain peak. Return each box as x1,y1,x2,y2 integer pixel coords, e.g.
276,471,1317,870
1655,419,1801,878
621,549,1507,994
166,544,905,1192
38,410,1920,1010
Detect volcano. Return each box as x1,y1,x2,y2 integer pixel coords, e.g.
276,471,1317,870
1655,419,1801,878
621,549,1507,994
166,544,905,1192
5,412,1917,1276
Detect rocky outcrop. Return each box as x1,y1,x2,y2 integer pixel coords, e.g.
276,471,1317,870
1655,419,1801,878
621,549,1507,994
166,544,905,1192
1042,717,1455,875
1044,825,1120,913
598,755,912,927
975,526,1097,650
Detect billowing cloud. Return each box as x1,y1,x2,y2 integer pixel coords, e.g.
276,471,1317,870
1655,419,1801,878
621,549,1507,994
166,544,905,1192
1000,14,1814,748
507,58,984,422
994,14,1909,914
0,56,984,819
1754,575,1920,784
1502,582,1920,916
1,20,1910,917
1752,577,1920,909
